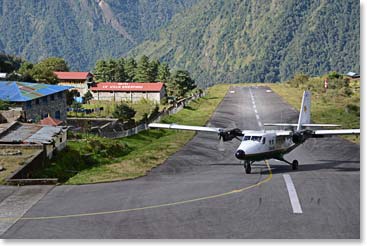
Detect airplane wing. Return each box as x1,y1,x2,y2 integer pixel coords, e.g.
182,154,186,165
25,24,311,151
148,123,221,133
274,129,360,136
313,129,360,136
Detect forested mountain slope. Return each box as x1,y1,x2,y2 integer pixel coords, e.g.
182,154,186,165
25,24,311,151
130,0,359,86
0,0,359,87
0,0,197,70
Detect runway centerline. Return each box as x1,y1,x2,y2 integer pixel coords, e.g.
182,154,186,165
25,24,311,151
0,161,273,222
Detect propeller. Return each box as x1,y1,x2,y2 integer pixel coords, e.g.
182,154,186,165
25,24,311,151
291,129,315,144
217,128,244,151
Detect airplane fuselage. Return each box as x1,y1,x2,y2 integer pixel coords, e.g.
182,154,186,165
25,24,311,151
235,133,297,162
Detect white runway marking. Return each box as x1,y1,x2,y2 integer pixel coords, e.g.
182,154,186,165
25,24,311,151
283,174,303,214
249,88,262,129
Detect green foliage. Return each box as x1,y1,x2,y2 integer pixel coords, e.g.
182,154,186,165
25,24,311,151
0,0,197,72
16,57,68,84
0,53,23,73
328,71,342,79
93,60,110,82
130,0,359,87
124,57,137,82
134,55,154,82
113,102,137,121
83,91,93,104
168,70,196,97
0,100,12,110
157,62,171,82
66,90,80,105
37,57,69,72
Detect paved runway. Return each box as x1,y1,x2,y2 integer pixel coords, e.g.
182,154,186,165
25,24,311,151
1,86,360,239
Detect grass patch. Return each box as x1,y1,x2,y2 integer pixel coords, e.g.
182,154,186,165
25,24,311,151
268,80,360,144
34,84,231,184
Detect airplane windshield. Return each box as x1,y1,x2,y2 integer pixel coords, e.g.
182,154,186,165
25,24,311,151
243,136,251,141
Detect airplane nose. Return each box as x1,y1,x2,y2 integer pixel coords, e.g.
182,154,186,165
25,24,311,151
235,149,246,160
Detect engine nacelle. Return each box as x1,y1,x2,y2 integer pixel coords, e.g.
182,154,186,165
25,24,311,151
292,130,314,144
219,128,244,142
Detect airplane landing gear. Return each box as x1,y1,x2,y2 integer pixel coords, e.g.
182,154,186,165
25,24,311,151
292,160,299,170
244,161,252,174
276,157,299,170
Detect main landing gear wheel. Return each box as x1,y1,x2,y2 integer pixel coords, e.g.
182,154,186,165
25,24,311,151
292,160,299,170
244,161,251,174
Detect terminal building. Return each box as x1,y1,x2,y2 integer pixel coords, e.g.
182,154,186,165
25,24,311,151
90,82,166,103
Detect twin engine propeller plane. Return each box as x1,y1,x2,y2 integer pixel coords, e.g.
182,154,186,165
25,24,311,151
148,91,360,174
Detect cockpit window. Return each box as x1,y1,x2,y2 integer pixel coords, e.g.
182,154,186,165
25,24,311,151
251,136,262,142
243,136,251,141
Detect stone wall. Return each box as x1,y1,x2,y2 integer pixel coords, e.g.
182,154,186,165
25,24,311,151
17,91,68,122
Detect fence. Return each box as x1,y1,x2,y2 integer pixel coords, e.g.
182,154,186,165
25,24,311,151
96,92,204,139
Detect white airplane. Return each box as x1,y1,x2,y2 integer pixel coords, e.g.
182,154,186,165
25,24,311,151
148,91,360,174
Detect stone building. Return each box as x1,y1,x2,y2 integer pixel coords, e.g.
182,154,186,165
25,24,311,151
90,82,166,103
0,121,67,159
54,71,94,95
0,81,70,122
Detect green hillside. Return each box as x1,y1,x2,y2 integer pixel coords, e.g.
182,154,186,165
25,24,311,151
0,0,197,70
130,0,359,87
0,0,359,87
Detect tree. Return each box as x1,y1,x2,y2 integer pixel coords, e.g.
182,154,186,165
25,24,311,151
83,91,93,104
134,55,153,82
124,57,137,82
168,70,196,97
17,61,36,82
149,59,160,81
157,62,171,82
106,59,118,81
112,103,136,121
30,64,58,84
66,90,80,105
115,58,127,82
37,57,69,72
93,60,110,82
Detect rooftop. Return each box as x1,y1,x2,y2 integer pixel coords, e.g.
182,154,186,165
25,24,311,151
0,122,66,144
0,81,71,102
39,116,63,126
54,72,93,80
90,82,164,92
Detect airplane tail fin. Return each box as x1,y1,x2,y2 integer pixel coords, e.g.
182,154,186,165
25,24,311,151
296,91,311,131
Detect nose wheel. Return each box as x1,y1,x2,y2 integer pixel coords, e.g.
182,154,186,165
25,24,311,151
244,161,252,174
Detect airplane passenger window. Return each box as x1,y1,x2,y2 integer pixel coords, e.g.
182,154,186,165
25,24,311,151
251,136,262,142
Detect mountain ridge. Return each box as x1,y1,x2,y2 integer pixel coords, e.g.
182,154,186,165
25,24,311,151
0,0,360,87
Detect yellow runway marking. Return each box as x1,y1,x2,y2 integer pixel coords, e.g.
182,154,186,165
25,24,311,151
0,161,272,221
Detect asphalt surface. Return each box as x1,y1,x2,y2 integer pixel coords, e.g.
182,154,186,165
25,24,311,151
1,86,360,239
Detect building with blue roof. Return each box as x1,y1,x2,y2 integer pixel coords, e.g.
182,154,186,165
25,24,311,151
0,81,71,122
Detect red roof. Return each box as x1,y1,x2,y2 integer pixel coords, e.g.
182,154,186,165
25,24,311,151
39,116,63,126
90,82,164,92
54,72,93,80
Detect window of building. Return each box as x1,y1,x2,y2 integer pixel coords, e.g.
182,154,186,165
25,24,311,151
55,111,61,119
42,96,48,103
35,99,40,105
50,94,55,101
58,92,63,99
